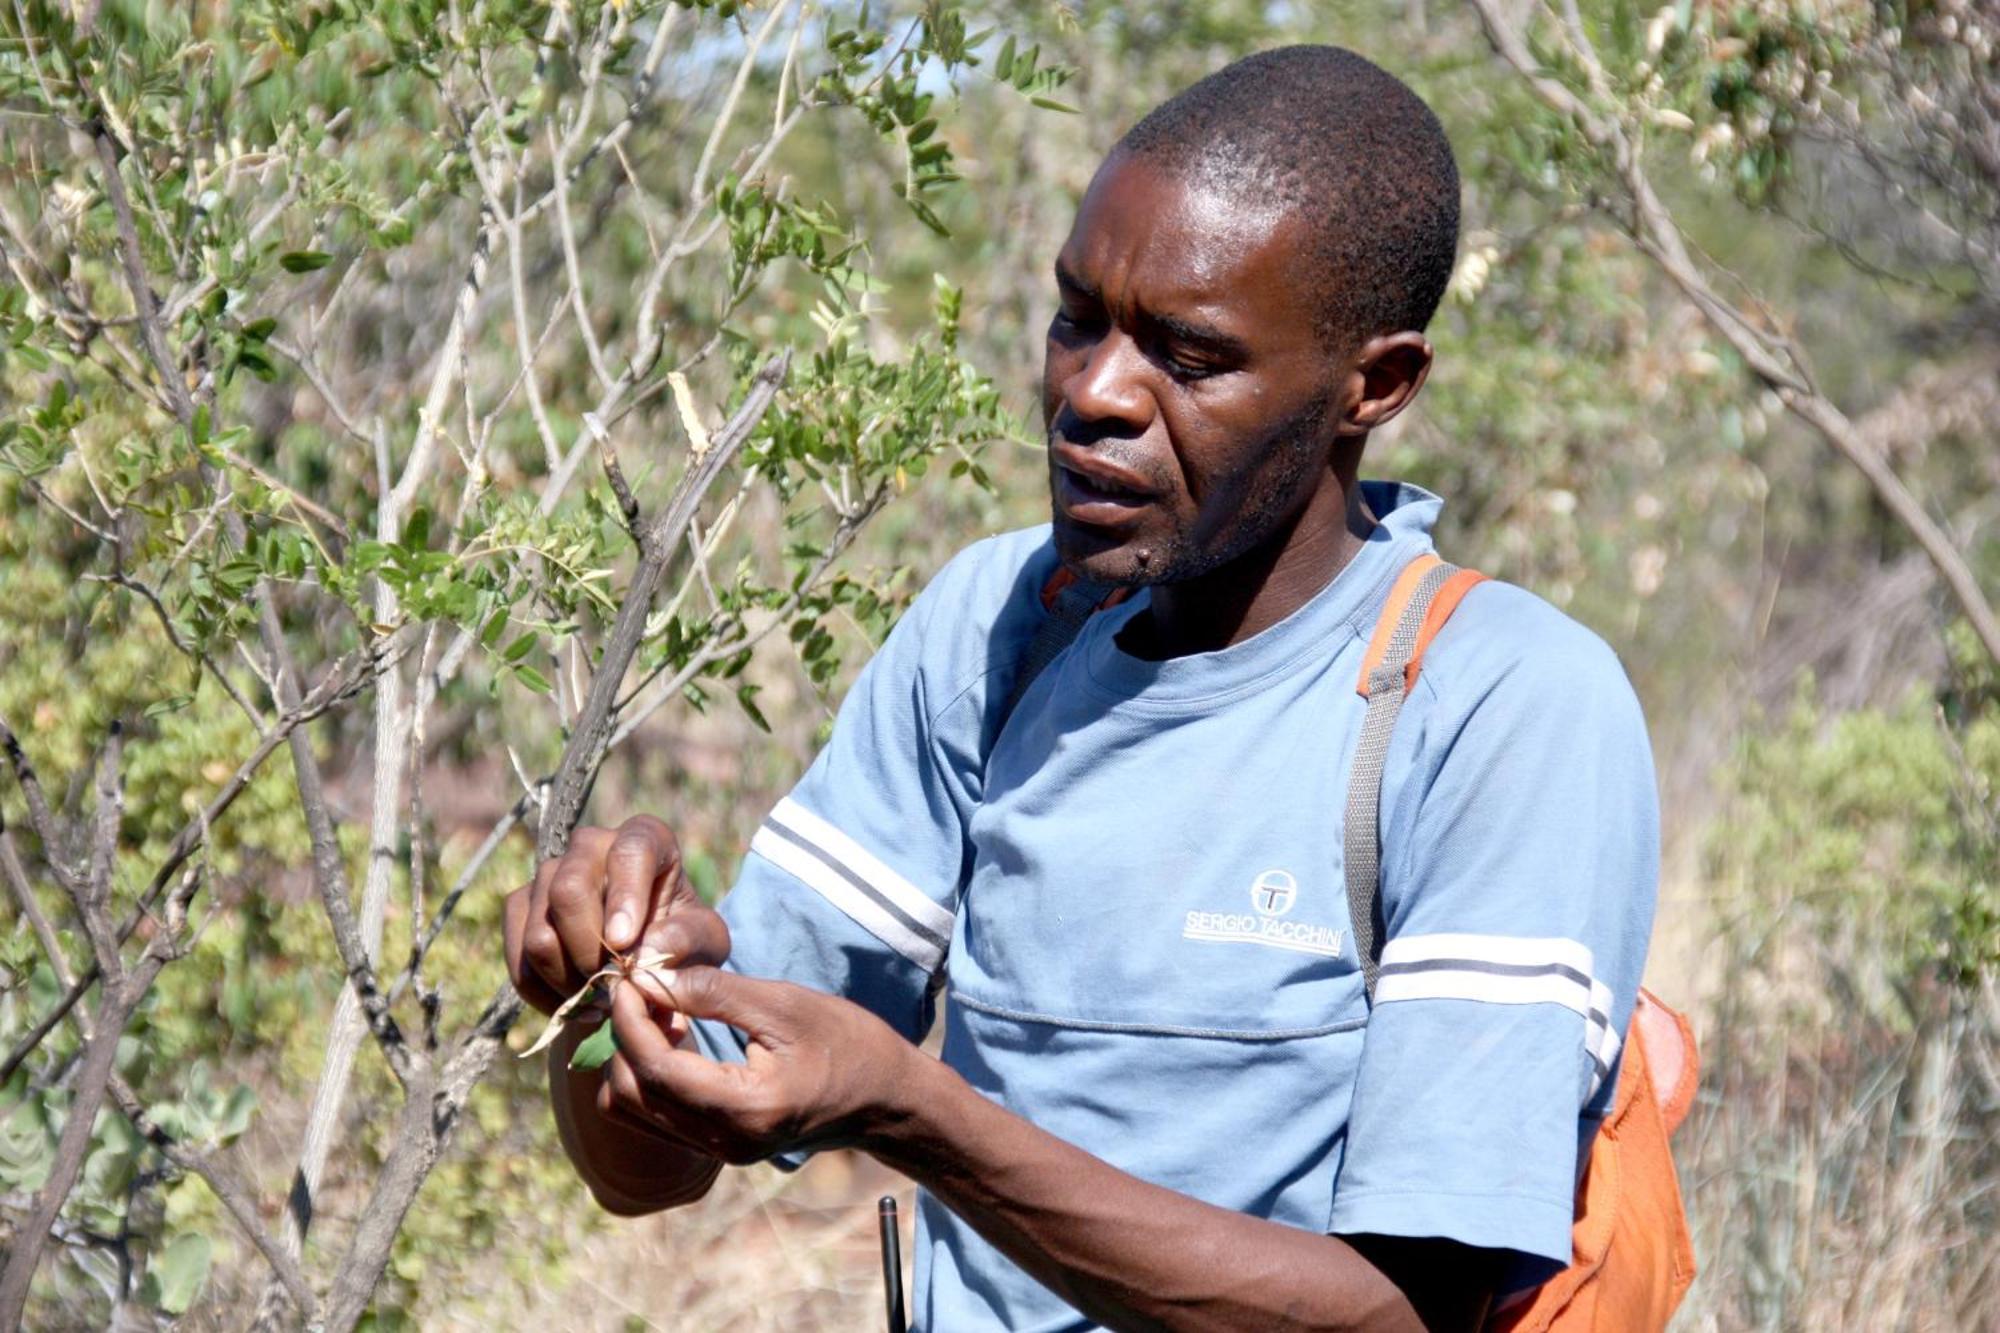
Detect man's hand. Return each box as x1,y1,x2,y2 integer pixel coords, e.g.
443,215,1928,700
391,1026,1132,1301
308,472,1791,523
504,814,729,1017
600,966,917,1164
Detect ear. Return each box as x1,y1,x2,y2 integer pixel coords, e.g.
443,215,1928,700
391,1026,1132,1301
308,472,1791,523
1334,333,1433,438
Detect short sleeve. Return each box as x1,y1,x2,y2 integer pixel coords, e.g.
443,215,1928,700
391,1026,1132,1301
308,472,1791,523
687,532,1056,1082
1329,584,1660,1273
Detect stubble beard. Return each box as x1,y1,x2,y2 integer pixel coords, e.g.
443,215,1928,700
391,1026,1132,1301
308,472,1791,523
1052,390,1332,588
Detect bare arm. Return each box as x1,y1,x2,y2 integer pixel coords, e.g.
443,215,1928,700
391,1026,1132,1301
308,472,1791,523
874,1049,1498,1332
603,969,1502,1332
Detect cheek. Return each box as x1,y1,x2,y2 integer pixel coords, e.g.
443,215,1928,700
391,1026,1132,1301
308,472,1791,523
1040,335,1071,426
1157,393,1254,508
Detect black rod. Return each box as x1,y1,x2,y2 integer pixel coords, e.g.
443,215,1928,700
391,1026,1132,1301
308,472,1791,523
878,1194,906,1333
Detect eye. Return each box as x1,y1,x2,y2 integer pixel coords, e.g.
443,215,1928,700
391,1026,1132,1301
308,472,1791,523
1051,305,1104,337
1158,347,1223,383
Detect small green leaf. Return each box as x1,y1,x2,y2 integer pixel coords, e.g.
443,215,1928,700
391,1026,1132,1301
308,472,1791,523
737,684,771,733
1028,96,1078,114
279,250,333,273
512,664,554,694
502,632,536,662
568,1022,617,1070
144,1234,211,1315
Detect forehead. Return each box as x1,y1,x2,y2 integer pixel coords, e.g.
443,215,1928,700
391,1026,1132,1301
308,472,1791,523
1057,151,1316,335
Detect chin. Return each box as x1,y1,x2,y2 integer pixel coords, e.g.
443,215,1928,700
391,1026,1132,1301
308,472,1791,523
1051,514,1192,588
1052,517,1144,586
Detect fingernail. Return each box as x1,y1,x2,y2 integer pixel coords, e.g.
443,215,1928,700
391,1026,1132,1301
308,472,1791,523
606,911,632,944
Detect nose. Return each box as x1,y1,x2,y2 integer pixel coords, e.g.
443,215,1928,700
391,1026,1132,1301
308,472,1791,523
1059,329,1154,438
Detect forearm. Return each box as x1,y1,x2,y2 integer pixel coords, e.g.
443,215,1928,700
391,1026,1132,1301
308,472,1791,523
548,1022,720,1216
868,1053,1424,1333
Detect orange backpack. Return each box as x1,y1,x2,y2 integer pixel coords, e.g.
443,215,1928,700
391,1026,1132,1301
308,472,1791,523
1026,554,1699,1331
1354,554,1698,1333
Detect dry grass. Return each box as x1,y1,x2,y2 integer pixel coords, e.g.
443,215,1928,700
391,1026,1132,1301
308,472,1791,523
1672,968,2000,1331
434,1152,914,1333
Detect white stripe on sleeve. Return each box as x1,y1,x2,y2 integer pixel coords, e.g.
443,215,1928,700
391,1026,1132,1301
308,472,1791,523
1378,932,1596,976
1374,933,1627,1100
1372,966,1595,1018
746,797,955,973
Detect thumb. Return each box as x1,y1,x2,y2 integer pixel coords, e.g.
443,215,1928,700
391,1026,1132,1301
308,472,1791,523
653,965,789,1039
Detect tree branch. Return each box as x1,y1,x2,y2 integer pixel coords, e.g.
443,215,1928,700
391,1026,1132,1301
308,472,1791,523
0,638,396,1087
306,354,787,1333
106,1075,320,1323
1468,0,2000,666
92,125,195,429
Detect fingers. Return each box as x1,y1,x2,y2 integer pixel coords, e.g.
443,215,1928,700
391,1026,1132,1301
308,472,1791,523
514,816,711,1020
504,884,564,1015
604,815,677,953
605,984,753,1151
522,857,590,1002
546,825,617,983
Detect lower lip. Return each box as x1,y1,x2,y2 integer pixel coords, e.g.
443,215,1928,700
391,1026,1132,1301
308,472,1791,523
1055,467,1152,529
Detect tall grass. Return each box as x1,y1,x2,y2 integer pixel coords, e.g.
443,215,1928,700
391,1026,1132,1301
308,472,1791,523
1676,680,1999,1331
1677,965,1998,1330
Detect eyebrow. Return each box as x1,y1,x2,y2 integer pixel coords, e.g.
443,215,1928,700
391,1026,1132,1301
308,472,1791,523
1053,261,1252,362
1148,310,1251,362
1053,261,1097,301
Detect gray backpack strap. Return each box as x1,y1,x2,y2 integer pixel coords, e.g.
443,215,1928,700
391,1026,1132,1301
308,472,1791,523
1344,560,1460,1002
1002,573,1113,719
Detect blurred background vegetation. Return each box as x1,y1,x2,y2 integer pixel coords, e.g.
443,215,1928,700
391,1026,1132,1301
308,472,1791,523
0,0,1994,1328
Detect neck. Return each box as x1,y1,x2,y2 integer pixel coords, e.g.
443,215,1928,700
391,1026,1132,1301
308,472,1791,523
1139,472,1374,659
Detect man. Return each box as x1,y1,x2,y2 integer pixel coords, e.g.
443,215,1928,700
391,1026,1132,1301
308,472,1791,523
505,45,1657,1333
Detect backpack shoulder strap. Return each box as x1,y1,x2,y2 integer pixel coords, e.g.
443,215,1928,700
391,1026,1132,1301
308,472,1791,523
1345,554,1489,1001
1002,567,1129,719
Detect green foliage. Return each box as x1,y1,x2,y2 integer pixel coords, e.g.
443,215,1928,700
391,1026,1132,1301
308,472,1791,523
0,0,1077,1324
1712,663,2000,1007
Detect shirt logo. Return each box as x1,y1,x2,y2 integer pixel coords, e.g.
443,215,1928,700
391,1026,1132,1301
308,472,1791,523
1251,869,1297,916
1182,869,1345,959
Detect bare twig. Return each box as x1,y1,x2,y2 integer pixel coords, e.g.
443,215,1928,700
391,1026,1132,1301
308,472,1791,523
549,122,613,390
0,712,83,895
590,411,644,542
0,638,396,1087
538,352,788,852
83,569,263,727
108,1073,321,1321
310,354,787,1333
0,822,82,1014
388,786,535,1005
93,126,195,429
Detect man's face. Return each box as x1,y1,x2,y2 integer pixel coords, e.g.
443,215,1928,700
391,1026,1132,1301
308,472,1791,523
1041,151,1348,586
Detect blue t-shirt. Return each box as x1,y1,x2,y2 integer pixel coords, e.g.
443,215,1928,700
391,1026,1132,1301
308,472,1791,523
690,481,1659,1331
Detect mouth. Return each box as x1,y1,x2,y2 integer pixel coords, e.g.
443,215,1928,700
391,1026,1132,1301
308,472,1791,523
1051,445,1156,529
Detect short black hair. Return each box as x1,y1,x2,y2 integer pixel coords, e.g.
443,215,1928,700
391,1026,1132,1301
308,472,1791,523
1119,45,1461,352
